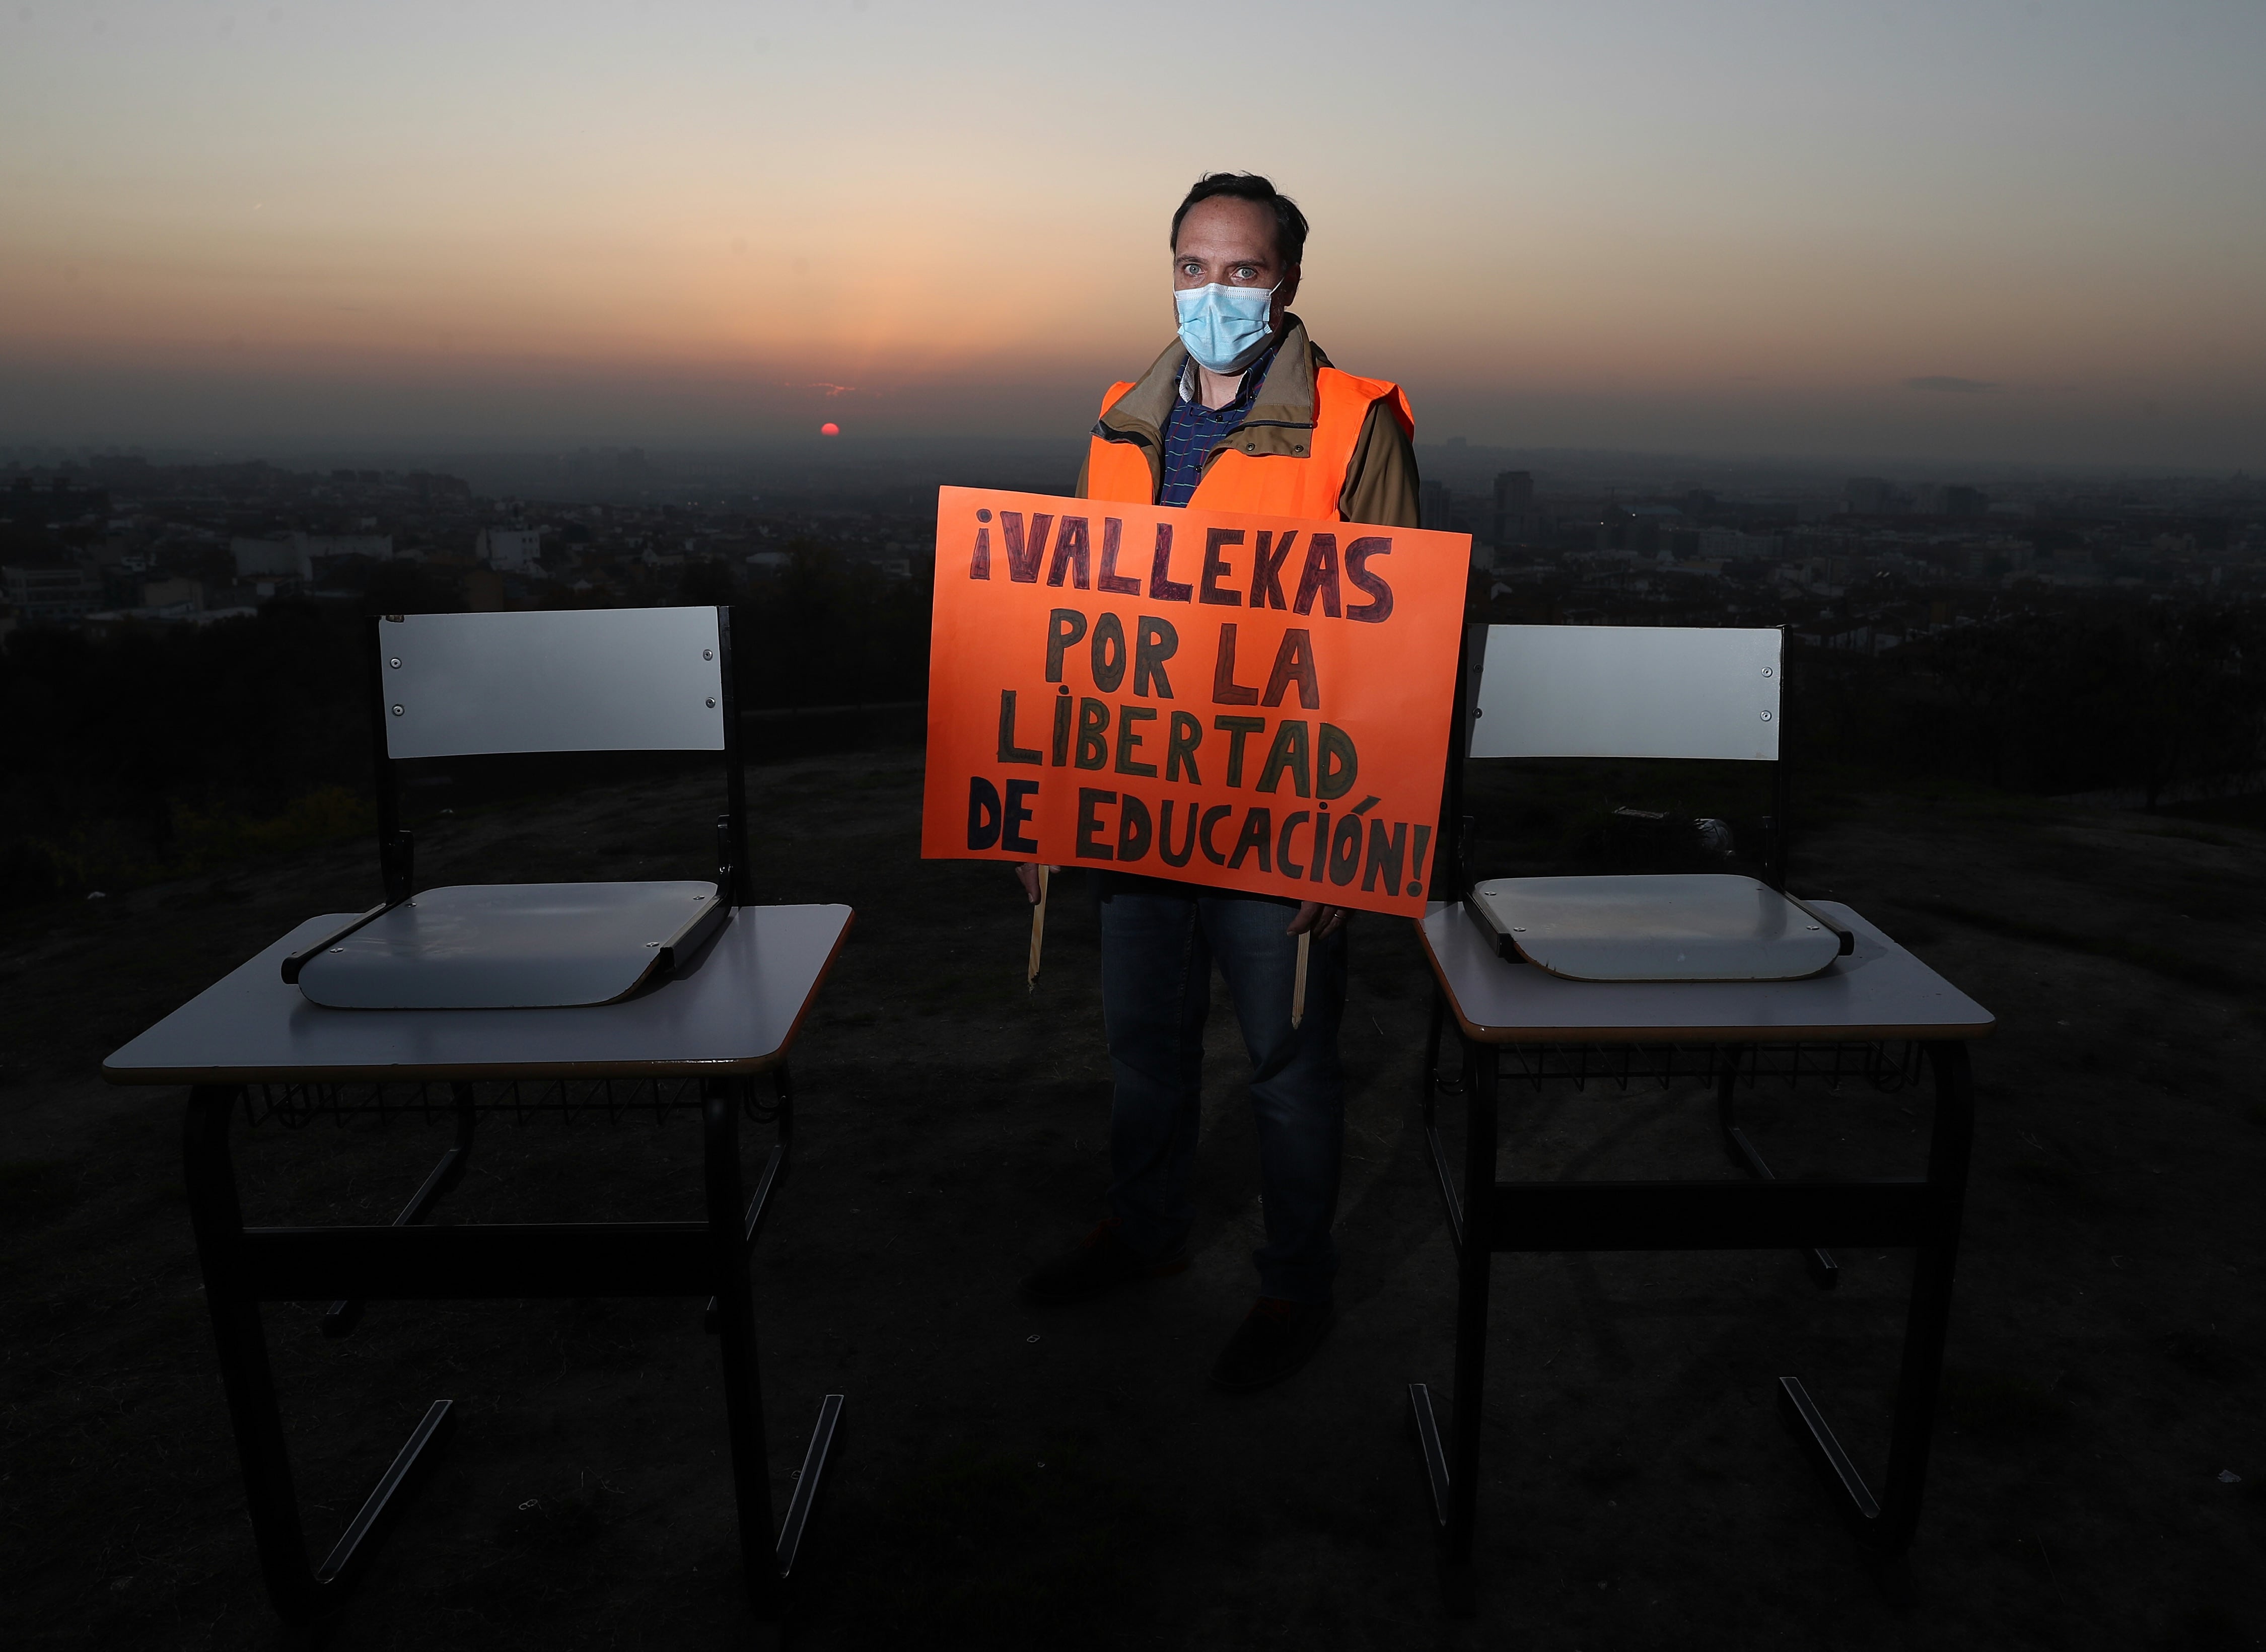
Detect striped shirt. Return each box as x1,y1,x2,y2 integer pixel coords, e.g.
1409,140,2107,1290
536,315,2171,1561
1157,338,1282,508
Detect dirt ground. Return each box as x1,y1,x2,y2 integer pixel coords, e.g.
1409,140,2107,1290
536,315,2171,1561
3,746,2263,1650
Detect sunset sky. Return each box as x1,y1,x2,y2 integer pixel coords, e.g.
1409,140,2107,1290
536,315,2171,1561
3,1,2261,466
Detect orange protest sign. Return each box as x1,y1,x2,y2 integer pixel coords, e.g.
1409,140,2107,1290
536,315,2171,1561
920,486,1470,917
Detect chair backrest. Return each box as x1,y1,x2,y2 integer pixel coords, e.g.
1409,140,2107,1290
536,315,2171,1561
365,605,746,910
379,606,726,759
1467,624,1781,763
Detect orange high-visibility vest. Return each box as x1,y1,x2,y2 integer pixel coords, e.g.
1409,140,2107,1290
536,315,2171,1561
1086,365,1414,520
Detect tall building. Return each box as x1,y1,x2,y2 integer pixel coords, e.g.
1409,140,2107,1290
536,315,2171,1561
230,532,392,580
300,533,392,567
1420,480,1455,534
231,536,299,579
2,562,101,623
477,528,543,572
140,577,204,612
1492,470,1534,546
1845,477,1895,514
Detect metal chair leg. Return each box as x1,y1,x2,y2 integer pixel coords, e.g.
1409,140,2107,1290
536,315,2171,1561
773,1060,796,1163
1876,1041,1974,1557
1440,1037,1497,1614
1446,1039,1498,1532
185,1085,319,1621
1416,990,1468,1250
706,1063,791,1334
1716,1054,1838,1290
703,1078,786,1619
700,1074,845,1620
1422,988,1461,1113
1404,1035,1971,1613
184,1085,454,1624
1771,1042,1971,1601
1420,990,1444,1124
326,1081,478,1337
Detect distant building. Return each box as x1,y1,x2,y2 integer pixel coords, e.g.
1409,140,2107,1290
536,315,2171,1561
1420,480,1455,534
1491,470,1534,546
477,528,543,572
2,562,101,623
81,603,258,638
232,537,300,579
1698,529,1781,561
1845,477,1896,514
1,477,108,524
87,534,145,569
140,577,203,612
1907,484,1988,518
231,532,393,580
301,533,392,567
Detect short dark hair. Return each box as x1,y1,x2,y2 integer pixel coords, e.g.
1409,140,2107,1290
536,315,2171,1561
1171,172,1308,268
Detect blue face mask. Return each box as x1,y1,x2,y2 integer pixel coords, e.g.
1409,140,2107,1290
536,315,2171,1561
1174,281,1279,375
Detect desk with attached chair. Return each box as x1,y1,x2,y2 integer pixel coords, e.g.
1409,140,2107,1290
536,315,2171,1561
1405,623,1994,1608
103,605,849,1637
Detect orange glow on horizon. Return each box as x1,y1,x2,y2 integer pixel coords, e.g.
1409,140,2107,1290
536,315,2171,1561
0,2,2259,463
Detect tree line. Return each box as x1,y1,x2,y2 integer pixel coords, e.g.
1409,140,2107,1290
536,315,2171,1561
0,544,935,907
4,564,2258,908
1790,597,2266,805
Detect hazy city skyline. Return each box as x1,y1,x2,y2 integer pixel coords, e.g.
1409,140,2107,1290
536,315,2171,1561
3,1,2261,467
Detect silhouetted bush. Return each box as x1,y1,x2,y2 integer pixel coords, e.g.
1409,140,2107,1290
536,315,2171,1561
2,570,2247,909
0,548,938,907
1790,597,2266,802
733,543,934,709
0,599,368,905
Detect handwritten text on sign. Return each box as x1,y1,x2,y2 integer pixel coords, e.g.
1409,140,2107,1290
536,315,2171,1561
920,486,1469,917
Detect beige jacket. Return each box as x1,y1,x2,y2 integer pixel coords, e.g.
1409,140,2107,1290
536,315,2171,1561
1074,318,1422,530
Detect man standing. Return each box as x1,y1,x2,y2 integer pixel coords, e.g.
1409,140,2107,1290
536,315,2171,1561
1018,172,1421,1393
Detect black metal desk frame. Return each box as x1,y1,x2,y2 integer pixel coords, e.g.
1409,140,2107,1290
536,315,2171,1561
179,1068,840,1628
1407,986,1977,1610
118,603,843,1633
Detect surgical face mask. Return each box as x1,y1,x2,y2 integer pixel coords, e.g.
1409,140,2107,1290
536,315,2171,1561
1174,281,1279,375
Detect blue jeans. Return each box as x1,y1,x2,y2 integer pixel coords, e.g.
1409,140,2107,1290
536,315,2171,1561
1097,883,1347,1303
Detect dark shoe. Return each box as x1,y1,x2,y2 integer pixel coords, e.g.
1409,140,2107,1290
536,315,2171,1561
1210,1297,1334,1392
1021,1219,1188,1305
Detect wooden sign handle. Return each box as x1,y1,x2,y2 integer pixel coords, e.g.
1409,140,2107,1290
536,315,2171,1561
1291,929,1310,1028
1027,865,1050,989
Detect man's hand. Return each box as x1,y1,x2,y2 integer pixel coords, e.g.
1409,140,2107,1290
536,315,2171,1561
1014,864,1060,905
1287,901,1346,940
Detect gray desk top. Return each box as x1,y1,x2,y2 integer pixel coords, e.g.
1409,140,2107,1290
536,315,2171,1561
1421,899,1993,1046
103,903,854,1085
